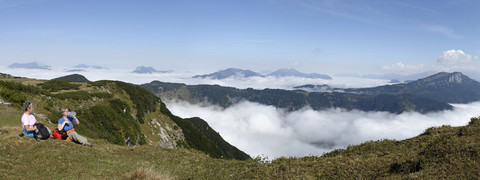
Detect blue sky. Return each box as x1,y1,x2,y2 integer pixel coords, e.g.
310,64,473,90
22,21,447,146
0,0,479,74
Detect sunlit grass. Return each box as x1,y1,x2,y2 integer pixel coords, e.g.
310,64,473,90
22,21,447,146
2,117,480,179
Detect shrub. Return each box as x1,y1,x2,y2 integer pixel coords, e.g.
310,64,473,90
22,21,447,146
39,80,81,92
0,80,43,94
0,88,26,105
53,91,91,100
115,81,160,124
76,100,146,146
53,91,113,100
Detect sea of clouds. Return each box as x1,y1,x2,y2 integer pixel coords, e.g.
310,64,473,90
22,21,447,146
165,100,480,159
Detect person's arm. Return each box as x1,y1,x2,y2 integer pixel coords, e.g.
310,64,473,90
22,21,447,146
24,125,36,132
72,116,79,125
57,119,69,131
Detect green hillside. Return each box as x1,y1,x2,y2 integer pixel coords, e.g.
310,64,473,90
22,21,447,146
2,103,480,178
0,73,249,160
52,73,90,82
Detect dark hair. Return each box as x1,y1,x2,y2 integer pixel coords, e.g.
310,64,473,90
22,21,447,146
24,101,33,112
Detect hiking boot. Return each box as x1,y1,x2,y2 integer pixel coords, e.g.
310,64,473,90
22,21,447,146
83,142,93,147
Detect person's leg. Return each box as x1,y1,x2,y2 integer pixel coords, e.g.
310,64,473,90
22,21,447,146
68,131,91,146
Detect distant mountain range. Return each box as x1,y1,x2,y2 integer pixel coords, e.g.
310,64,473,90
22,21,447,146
131,66,173,74
268,68,332,79
73,64,108,70
64,64,108,72
193,68,263,79
345,72,480,103
67,69,87,72
360,72,436,82
293,84,343,92
8,62,51,70
297,72,480,104
141,72,480,113
192,68,332,80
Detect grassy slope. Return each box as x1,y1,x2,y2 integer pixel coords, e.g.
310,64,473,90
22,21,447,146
0,73,249,160
2,100,480,179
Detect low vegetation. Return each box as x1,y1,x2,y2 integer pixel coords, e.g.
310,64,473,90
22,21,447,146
39,80,81,92
52,91,112,101
0,80,43,106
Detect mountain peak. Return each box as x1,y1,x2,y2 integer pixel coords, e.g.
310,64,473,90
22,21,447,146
417,72,470,85
8,61,51,70
52,74,90,82
73,64,108,70
132,66,172,74
448,72,465,84
192,68,263,79
348,71,480,104
267,68,332,79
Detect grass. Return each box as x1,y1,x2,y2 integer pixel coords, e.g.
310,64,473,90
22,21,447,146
0,104,22,127
2,117,480,179
0,125,262,179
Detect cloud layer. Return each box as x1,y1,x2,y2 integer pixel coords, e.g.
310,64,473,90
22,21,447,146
382,62,425,72
165,100,480,159
0,66,391,90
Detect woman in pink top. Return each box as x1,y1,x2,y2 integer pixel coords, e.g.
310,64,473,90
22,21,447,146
21,101,37,137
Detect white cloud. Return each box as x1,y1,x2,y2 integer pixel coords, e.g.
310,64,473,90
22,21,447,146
437,49,476,64
435,49,480,72
165,100,480,159
382,62,425,72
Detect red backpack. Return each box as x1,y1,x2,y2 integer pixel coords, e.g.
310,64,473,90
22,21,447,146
52,128,68,140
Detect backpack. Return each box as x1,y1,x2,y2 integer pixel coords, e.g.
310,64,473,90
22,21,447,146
52,128,69,140
34,123,50,140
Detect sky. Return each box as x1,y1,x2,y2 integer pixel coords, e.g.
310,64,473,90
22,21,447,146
1,0,479,75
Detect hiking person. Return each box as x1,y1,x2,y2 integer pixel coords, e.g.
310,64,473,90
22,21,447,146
21,101,50,139
57,108,93,147
21,101,37,138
